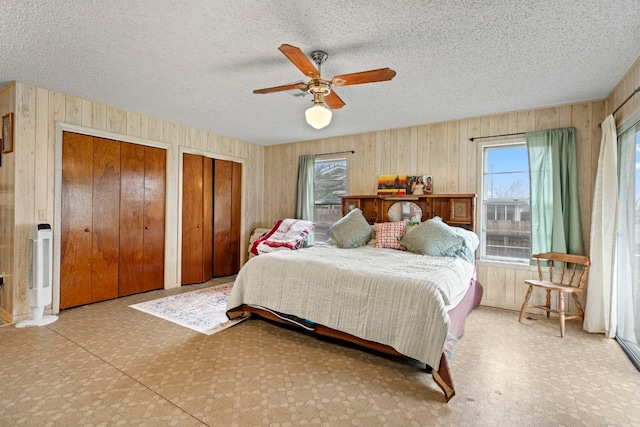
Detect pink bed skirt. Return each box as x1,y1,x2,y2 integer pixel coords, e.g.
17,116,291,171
447,279,483,338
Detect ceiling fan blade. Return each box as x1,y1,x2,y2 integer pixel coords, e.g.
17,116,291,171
325,90,346,110
253,81,307,94
278,44,320,78
331,68,396,87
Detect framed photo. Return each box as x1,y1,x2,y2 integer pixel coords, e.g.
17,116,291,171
2,112,13,154
377,174,408,195
407,174,433,194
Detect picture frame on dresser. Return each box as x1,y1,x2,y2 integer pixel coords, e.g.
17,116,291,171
377,174,408,195
407,174,433,195
2,112,13,154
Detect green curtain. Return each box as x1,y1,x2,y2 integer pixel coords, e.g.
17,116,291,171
526,127,585,256
295,155,315,221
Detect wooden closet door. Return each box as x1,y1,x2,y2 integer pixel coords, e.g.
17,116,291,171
119,142,145,296
120,144,166,294
143,146,166,291
60,132,94,309
213,159,241,277
202,156,213,280
182,153,205,284
91,137,121,302
62,133,166,306
230,162,242,272
213,159,231,277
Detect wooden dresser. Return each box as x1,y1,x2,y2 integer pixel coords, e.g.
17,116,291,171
341,194,476,231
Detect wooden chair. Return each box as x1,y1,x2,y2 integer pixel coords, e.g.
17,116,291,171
518,252,591,337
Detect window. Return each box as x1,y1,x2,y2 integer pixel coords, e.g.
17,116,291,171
314,158,347,242
615,118,640,371
480,142,531,262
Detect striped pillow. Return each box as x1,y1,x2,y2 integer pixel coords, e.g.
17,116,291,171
374,221,407,250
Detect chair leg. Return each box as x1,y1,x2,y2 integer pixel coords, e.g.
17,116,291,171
558,291,565,338
572,293,584,320
519,285,533,322
545,289,551,318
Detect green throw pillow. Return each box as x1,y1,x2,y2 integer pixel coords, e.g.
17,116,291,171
398,217,464,256
329,208,372,248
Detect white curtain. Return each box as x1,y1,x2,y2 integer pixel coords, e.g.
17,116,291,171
584,115,618,335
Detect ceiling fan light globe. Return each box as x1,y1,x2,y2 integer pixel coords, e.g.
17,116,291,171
305,103,332,129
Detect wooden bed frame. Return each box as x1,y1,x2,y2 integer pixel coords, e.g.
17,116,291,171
226,304,456,402
238,226,483,402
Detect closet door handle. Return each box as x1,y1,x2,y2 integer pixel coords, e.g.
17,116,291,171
84,228,91,232
145,226,150,230
197,224,201,228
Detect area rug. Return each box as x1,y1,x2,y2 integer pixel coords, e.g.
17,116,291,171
129,282,247,335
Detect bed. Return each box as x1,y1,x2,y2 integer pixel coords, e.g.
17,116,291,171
226,211,483,402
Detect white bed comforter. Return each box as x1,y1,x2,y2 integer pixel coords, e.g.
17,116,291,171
226,245,475,369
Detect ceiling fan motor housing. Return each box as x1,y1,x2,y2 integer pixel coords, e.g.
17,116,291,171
310,50,328,67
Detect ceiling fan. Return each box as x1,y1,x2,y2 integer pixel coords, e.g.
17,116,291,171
253,44,397,129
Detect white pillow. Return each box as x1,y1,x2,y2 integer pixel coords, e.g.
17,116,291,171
451,226,479,263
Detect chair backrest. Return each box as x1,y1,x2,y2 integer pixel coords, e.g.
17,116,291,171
532,252,591,289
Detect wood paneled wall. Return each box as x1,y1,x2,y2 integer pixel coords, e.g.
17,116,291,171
0,81,264,322
263,100,606,311
0,83,16,323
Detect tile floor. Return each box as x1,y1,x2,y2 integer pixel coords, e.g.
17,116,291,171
1,277,639,426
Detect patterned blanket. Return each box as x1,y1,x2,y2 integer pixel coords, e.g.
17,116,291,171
249,218,315,256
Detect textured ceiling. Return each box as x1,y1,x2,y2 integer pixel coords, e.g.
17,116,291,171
1,1,639,146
